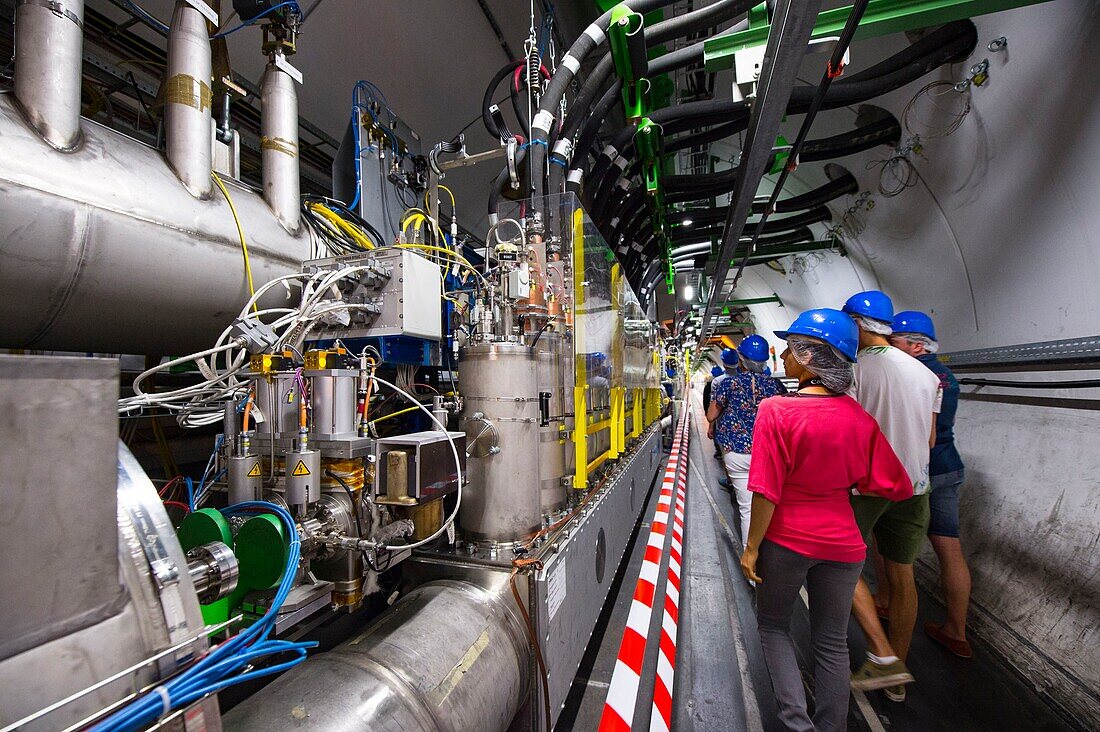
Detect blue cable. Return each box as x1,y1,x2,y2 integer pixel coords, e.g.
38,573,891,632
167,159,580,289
123,0,169,34
210,1,302,39
91,502,313,731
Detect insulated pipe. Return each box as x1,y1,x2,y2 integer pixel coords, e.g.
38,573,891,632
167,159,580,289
13,0,84,149
261,54,301,231
0,96,309,355
223,579,531,732
165,0,213,198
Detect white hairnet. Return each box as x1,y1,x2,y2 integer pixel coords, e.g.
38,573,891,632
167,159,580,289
787,335,854,393
852,314,893,336
739,353,767,373
895,332,940,354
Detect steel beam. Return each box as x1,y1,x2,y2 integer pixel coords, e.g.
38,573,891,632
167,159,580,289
717,295,783,307
704,0,1053,71
699,0,823,341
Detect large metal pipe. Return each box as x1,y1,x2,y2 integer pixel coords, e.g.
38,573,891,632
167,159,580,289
261,54,301,231
0,96,309,355
223,578,531,731
13,0,84,149
165,0,213,198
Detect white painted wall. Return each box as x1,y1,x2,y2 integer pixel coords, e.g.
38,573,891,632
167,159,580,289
730,1,1100,721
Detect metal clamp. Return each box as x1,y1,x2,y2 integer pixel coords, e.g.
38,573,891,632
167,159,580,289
988,36,1008,53
16,0,82,28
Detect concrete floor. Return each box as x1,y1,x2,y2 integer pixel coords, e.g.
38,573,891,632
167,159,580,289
557,391,1075,731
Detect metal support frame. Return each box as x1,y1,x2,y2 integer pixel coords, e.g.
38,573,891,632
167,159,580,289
700,0,823,342
703,0,1053,71
717,294,783,307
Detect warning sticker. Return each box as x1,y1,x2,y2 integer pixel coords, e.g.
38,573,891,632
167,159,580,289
291,460,311,477
547,562,567,621
246,463,261,478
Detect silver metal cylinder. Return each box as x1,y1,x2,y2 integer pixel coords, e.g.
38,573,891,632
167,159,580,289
186,540,240,603
253,373,302,437
307,369,357,438
459,342,542,541
537,333,569,514
261,55,301,231
0,97,309,355
14,0,84,149
228,453,263,504
165,0,213,198
285,448,320,512
222,578,530,732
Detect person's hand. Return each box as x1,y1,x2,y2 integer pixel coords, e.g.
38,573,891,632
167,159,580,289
741,544,762,584
707,424,715,440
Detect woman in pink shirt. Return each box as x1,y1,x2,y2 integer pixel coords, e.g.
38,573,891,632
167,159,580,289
740,309,912,732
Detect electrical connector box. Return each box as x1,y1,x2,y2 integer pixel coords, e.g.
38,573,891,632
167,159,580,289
374,431,466,503
304,249,443,342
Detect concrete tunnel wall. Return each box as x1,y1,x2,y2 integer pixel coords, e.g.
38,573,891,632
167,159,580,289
722,1,1099,723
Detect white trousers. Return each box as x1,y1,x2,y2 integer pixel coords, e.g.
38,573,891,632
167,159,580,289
722,450,753,550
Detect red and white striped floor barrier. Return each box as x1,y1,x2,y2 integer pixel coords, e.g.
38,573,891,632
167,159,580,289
599,412,690,732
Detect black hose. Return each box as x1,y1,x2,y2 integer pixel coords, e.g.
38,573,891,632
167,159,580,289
483,60,525,140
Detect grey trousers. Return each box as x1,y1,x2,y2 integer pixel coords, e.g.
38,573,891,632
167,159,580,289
756,539,864,732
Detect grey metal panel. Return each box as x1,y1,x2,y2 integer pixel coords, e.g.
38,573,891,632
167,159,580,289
940,335,1100,368
535,427,663,727
0,355,123,662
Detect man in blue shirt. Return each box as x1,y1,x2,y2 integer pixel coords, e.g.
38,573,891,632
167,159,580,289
891,311,973,659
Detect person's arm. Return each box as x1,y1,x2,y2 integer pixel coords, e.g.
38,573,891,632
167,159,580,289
859,424,914,501
741,494,776,583
929,415,937,449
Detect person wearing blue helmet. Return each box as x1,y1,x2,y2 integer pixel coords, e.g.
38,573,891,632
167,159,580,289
706,334,783,549
890,311,972,659
711,347,739,393
842,292,945,702
702,365,724,414
739,308,912,732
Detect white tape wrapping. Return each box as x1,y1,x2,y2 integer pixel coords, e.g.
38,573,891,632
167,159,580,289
584,24,607,46
532,109,556,135
560,54,581,76
601,144,618,160
613,155,628,170
616,178,631,190
567,168,584,185
552,138,573,161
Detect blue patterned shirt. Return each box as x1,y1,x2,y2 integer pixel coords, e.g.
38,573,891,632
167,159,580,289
713,371,783,453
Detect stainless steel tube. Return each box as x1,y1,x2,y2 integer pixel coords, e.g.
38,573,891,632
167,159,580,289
261,55,301,231
14,0,84,149
0,96,310,355
222,579,531,731
165,0,213,198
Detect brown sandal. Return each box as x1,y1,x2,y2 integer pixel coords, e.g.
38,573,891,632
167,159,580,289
924,622,973,659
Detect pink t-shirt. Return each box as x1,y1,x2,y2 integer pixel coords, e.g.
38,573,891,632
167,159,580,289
748,393,913,563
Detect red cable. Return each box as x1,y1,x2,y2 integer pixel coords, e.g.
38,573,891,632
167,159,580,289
163,500,191,514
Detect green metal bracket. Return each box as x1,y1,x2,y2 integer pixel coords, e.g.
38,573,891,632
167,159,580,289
704,0,1054,72
635,118,663,196
718,294,783,307
609,4,649,123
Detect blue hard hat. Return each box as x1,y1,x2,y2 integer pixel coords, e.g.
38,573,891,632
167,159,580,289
665,366,676,378
842,290,894,325
892,310,937,341
775,308,860,362
738,335,770,363
710,365,724,377
720,347,738,366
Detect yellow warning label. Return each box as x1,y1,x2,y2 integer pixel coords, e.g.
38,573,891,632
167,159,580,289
246,463,261,478
291,460,311,477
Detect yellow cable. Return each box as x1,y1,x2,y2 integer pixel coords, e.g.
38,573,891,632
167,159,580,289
369,405,419,425
211,172,257,313
310,203,375,249
423,184,457,213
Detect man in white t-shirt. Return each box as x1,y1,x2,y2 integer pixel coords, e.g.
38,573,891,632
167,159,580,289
842,291,942,703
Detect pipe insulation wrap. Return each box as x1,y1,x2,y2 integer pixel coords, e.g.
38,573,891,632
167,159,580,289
0,97,310,355
222,579,531,731
165,0,213,198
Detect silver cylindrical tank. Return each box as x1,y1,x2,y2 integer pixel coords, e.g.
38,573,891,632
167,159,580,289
261,55,301,231
165,0,213,198
222,579,530,732
13,0,83,149
537,333,569,515
459,342,542,542
307,369,357,438
0,96,309,355
254,372,303,437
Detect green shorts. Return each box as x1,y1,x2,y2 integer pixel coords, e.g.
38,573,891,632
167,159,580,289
851,493,931,565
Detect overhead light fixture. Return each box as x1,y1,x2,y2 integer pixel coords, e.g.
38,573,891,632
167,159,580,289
681,218,693,227
683,285,694,301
